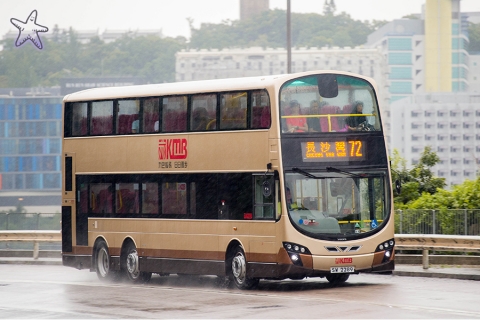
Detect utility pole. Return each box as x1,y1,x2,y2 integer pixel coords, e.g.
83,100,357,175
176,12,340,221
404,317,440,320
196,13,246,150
287,0,291,73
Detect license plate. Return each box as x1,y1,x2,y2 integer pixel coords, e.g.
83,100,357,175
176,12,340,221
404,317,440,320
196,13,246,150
330,266,355,273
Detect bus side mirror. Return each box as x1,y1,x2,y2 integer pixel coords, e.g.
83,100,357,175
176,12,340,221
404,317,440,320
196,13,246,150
395,180,401,195
317,74,338,98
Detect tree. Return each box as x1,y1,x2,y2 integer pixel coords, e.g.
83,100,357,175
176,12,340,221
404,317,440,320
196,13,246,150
391,147,445,208
410,177,480,210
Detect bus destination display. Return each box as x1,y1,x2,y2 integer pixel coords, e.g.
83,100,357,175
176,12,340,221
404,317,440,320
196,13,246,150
301,140,366,162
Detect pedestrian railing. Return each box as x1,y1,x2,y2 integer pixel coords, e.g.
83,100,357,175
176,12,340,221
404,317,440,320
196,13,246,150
395,209,480,236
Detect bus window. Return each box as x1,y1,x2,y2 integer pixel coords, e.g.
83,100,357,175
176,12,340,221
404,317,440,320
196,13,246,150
117,100,140,134
251,90,270,129
142,183,159,214
143,98,160,133
163,96,187,132
91,101,113,135
162,182,187,215
220,92,247,129
71,102,88,136
90,183,114,216
115,183,139,215
253,174,275,219
191,94,217,131
280,75,381,133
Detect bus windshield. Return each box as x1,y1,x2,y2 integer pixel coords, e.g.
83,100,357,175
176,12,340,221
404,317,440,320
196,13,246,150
280,74,381,133
285,170,389,240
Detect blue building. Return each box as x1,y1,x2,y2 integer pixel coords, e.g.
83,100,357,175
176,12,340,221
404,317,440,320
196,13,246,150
0,88,62,212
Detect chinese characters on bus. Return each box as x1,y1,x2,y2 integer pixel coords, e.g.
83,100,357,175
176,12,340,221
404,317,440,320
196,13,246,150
301,140,365,162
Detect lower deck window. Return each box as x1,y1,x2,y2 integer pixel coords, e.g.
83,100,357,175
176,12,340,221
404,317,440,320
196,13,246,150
76,173,275,221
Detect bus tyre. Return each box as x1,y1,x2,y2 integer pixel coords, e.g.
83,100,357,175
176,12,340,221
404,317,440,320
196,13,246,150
95,241,119,281
326,273,349,285
122,242,152,283
230,246,259,290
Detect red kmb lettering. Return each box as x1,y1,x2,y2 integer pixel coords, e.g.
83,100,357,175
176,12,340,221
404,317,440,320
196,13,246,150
335,258,353,264
158,139,188,160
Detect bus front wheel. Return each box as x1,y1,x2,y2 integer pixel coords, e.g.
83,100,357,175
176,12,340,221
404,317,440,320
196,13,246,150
326,273,349,285
122,242,152,283
230,246,259,290
94,241,119,281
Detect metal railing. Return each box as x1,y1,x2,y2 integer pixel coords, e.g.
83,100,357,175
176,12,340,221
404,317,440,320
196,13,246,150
395,209,480,236
0,213,61,231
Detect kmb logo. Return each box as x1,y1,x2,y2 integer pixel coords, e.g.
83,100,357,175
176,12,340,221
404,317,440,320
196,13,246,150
158,139,187,160
335,258,353,264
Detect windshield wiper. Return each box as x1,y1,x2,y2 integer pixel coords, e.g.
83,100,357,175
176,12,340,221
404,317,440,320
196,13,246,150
326,166,363,178
292,167,318,179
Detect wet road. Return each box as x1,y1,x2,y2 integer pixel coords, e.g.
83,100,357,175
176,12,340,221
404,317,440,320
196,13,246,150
0,265,479,319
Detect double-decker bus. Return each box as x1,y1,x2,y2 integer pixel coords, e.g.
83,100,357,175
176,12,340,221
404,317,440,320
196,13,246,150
61,70,394,289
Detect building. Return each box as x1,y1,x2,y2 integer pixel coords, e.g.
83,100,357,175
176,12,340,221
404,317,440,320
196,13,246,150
0,88,63,213
390,92,480,187
240,0,269,20
176,46,388,103
366,0,472,103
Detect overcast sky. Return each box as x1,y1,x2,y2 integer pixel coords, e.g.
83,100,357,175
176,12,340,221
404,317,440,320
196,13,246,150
2,0,480,40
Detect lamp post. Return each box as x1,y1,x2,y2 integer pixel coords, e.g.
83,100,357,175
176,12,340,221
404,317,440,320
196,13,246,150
287,0,291,73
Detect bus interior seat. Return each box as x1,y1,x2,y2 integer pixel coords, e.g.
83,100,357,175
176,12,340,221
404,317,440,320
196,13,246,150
143,112,159,132
118,114,138,134
251,106,263,128
116,189,137,214
91,116,113,135
94,189,113,214
320,105,340,132
165,110,187,132
260,106,271,128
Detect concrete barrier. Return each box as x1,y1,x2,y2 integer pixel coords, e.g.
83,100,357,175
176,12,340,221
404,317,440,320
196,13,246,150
395,234,480,269
0,231,61,259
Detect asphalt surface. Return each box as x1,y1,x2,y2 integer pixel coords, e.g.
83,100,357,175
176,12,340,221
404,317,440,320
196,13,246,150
1,256,479,281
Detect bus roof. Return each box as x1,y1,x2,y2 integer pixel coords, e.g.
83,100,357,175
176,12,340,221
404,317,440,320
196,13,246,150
62,70,370,102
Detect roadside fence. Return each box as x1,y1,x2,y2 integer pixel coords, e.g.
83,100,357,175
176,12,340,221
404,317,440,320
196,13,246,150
395,209,480,236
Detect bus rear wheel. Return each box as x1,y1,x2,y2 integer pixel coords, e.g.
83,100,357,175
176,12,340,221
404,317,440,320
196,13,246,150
95,241,119,281
230,246,259,290
122,242,152,283
326,273,349,285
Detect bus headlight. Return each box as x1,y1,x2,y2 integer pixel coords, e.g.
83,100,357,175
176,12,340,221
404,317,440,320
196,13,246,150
375,238,395,263
283,242,311,266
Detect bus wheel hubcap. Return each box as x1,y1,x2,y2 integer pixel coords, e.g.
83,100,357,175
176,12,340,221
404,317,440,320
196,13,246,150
126,250,139,278
232,253,246,283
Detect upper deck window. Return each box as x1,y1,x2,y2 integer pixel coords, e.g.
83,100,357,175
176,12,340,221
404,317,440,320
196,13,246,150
163,96,187,132
220,92,247,130
191,94,217,131
71,102,88,136
117,100,140,134
251,90,270,129
280,74,381,134
64,89,271,137
91,101,113,135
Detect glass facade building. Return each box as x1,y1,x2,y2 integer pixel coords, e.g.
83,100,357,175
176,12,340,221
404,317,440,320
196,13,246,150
0,95,62,191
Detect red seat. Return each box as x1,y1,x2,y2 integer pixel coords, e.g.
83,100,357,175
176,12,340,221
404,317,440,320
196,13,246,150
320,106,340,132
144,112,159,132
117,189,138,214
